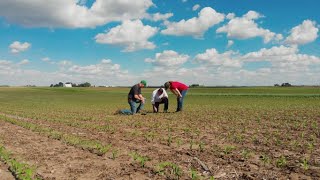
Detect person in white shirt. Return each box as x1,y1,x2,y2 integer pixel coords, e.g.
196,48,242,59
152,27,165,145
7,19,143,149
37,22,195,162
151,87,169,113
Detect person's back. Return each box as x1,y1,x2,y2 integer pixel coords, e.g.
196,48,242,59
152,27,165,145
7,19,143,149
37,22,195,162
170,81,188,92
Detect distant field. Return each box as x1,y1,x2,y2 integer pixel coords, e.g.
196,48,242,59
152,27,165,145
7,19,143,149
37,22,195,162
0,87,319,179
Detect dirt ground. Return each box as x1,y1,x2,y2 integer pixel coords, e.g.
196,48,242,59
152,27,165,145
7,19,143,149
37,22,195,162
0,112,319,179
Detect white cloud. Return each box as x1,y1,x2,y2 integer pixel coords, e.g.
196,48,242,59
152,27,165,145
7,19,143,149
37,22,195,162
217,11,283,43
17,59,30,65
161,7,225,38
192,4,200,11
42,57,51,62
227,40,234,48
0,58,133,86
9,41,31,53
0,0,153,28
285,20,319,45
95,20,158,52
195,48,241,68
145,50,189,67
146,13,173,22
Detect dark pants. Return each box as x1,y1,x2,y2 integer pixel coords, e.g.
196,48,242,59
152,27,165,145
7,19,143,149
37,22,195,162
153,97,169,113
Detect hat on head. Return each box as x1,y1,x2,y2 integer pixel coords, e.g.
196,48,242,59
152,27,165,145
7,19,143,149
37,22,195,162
164,81,170,90
140,80,147,87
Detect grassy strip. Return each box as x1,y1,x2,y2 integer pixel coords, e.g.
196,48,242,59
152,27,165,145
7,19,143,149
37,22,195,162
0,144,40,180
0,115,111,156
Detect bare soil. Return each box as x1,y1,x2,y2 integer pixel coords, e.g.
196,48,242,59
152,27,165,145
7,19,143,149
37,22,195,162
0,112,319,179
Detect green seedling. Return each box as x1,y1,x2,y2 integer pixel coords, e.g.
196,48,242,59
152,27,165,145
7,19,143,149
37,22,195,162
260,154,270,165
223,145,235,155
111,149,118,160
190,168,199,180
129,151,149,167
300,158,309,170
156,161,182,179
276,156,287,168
198,141,205,152
241,149,251,159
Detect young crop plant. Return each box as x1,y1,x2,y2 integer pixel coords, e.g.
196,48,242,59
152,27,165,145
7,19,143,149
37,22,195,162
111,149,118,160
0,145,39,180
260,154,271,165
198,141,205,152
223,145,235,155
167,134,173,146
276,155,287,168
155,161,182,180
129,151,149,168
190,168,200,180
176,138,183,148
189,140,194,150
241,149,252,159
300,158,309,170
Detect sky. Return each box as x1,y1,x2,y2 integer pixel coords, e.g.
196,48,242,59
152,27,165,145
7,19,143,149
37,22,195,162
0,0,319,86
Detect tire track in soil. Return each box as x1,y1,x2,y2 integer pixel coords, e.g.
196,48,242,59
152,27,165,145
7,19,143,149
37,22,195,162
0,120,151,179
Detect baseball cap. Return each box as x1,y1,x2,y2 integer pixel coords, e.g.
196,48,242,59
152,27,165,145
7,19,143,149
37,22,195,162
140,80,147,87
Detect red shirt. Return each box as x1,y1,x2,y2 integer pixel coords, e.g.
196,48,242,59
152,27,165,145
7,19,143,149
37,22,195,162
170,81,188,91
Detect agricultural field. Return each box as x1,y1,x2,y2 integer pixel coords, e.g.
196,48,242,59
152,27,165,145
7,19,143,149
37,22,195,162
0,87,319,179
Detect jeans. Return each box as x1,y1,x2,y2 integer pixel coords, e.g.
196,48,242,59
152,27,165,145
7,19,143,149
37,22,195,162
128,99,145,114
177,90,187,111
153,97,169,112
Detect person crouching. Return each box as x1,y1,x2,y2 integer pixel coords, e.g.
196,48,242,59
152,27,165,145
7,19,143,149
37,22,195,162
151,87,168,113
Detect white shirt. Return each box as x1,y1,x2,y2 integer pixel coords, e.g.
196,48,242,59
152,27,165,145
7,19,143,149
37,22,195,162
151,88,168,104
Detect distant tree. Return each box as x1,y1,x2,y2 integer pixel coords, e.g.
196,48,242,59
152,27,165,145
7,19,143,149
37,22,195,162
281,83,292,87
189,84,200,88
50,84,54,87
274,84,280,87
78,82,91,87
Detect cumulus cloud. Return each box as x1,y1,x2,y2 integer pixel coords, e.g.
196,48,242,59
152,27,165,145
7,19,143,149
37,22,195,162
145,13,173,22
161,7,225,38
95,20,158,52
217,11,283,43
195,48,241,68
242,45,320,68
0,0,153,28
192,4,200,11
9,41,31,53
17,59,30,65
145,50,189,67
0,58,133,86
285,20,319,45
227,40,234,48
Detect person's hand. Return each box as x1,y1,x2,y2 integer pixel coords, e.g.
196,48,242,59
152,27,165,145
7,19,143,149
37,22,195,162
141,98,145,103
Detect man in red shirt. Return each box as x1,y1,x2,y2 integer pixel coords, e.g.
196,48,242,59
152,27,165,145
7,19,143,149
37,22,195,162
164,81,188,112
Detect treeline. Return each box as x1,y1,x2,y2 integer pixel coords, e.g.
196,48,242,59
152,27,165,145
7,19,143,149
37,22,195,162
50,82,91,87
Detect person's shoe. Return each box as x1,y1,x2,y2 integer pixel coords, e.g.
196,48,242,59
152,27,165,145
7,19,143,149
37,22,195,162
164,110,168,113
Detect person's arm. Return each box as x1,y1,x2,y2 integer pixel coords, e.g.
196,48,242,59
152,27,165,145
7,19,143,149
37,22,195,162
138,94,145,103
170,88,182,98
151,91,156,104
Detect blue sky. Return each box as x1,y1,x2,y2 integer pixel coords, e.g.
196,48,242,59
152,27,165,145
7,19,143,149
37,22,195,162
0,0,319,86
